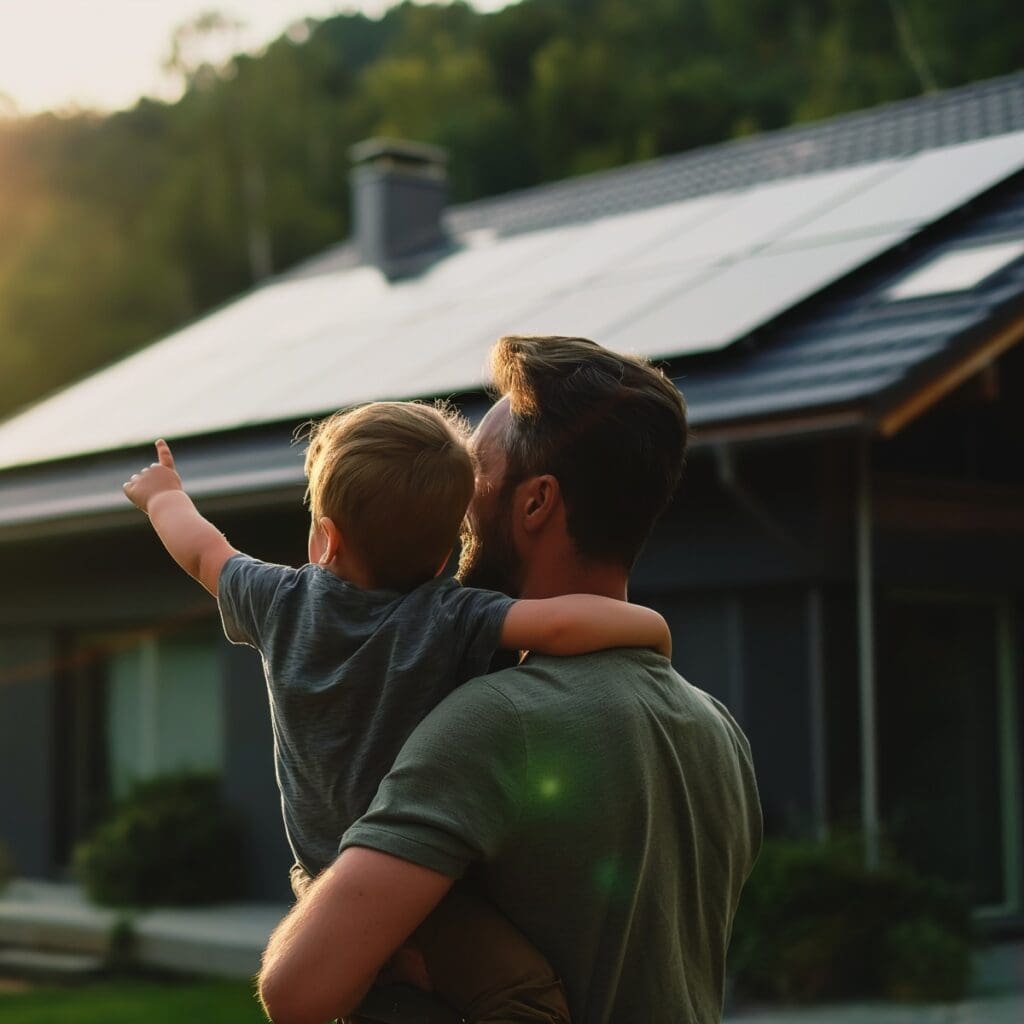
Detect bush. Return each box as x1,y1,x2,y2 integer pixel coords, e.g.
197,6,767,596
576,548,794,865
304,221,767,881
73,774,244,907
882,919,973,1002
729,836,973,1004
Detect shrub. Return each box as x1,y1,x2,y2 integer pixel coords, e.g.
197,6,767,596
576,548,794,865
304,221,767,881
729,836,973,1004
881,919,973,1002
73,773,244,907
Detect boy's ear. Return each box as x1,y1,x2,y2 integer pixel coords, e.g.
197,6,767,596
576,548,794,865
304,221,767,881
317,517,342,565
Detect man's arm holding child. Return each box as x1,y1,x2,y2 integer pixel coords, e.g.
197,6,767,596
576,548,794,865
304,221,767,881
501,595,671,658
260,848,453,1024
123,440,238,598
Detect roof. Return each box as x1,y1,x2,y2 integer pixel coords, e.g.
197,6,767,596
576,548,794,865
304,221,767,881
445,70,1024,240
677,170,1024,435
279,71,1024,278
2,72,1024,538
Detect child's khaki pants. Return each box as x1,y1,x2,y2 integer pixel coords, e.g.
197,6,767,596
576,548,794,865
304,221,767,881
290,865,571,1023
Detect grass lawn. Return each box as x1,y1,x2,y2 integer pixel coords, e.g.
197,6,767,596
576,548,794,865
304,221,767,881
0,977,267,1023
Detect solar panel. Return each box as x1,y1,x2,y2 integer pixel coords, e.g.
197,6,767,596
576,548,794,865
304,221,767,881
305,289,546,409
624,163,896,273
403,226,584,299
784,130,1024,243
607,230,907,358
885,239,1024,299
502,265,713,342
2,128,1023,471
385,192,731,306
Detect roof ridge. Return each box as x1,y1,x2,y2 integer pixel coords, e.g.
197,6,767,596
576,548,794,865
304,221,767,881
287,71,1024,280
445,70,1024,238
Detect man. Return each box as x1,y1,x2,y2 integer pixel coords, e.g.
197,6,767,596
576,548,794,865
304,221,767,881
259,336,762,1024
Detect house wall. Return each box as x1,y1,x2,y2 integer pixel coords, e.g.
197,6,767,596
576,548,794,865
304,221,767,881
0,443,837,898
0,629,56,877
633,440,834,839
870,359,1024,919
6,403,1019,906
0,508,303,899
222,641,293,901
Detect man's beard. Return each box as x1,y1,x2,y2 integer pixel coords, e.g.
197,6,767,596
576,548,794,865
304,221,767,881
457,497,521,596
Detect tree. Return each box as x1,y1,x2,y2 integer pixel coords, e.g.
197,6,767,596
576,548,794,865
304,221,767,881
1,0,1022,421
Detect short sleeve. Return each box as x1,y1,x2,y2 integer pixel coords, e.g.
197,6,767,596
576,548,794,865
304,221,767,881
217,553,296,648
339,679,527,878
444,586,516,679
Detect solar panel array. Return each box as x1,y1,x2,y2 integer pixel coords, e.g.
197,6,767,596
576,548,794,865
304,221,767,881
1,130,1023,470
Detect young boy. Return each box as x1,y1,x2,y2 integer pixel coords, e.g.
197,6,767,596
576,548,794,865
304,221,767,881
123,401,671,1023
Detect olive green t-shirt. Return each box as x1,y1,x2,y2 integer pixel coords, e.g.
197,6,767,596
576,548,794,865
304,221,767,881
340,649,762,1024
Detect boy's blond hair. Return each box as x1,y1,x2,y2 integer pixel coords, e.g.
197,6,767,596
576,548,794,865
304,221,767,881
303,401,475,591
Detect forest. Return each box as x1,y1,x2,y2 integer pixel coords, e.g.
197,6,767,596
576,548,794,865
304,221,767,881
0,0,1021,421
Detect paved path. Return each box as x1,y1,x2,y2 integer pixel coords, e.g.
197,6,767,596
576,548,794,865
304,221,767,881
0,878,286,977
724,999,1019,1024
724,940,1024,1023
726,994,1023,1023
3,879,1022,1021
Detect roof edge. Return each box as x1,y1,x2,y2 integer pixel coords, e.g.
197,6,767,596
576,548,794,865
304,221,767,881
874,302,1024,438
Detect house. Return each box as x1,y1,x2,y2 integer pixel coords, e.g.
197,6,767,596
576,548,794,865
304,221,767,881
1,72,1023,925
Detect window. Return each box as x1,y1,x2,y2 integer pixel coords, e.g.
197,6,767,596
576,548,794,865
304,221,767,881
103,628,224,799
57,625,223,863
886,240,1024,301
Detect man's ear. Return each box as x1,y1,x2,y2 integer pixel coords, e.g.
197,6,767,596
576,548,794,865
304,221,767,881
317,516,342,565
518,475,561,535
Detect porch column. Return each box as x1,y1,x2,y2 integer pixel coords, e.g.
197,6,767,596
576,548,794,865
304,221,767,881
857,437,881,869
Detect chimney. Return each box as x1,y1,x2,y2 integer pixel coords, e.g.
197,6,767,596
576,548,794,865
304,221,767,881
349,137,450,278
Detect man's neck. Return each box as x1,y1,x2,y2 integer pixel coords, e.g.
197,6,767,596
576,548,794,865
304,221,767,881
519,556,629,602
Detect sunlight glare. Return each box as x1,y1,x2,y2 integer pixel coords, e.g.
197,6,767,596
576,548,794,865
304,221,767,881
0,1,514,115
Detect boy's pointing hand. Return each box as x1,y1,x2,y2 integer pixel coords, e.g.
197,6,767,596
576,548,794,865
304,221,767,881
123,439,184,514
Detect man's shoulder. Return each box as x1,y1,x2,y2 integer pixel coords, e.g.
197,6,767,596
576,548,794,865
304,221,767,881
486,647,680,688
473,650,748,741
468,648,681,714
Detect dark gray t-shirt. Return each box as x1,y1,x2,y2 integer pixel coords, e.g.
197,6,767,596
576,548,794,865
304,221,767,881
341,650,762,1023
217,553,514,875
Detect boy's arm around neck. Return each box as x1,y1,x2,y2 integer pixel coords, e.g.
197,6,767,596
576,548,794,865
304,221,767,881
500,594,672,658
123,440,239,598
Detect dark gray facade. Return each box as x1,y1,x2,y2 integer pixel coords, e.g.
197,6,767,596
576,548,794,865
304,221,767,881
1,370,1023,916
2,73,1024,921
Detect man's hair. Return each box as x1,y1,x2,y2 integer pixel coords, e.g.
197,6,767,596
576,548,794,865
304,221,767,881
304,401,475,590
491,335,688,569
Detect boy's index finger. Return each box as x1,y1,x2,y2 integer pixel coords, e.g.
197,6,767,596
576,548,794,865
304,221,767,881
155,439,176,470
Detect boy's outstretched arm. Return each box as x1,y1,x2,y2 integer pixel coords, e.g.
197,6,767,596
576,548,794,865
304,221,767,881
123,440,238,598
501,595,672,658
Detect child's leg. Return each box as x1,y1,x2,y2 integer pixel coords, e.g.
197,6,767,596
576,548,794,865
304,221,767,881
408,883,571,1024
291,869,567,1022
348,984,462,1023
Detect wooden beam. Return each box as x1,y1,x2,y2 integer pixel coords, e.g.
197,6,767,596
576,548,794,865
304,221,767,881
693,408,865,446
878,310,1024,438
876,493,1024,532
874,474,1024,532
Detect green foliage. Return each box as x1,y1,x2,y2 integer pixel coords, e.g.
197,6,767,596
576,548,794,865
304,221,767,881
0,0,1022,420
881,918,973,1002
730,837,973,1004
73,773,244,908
